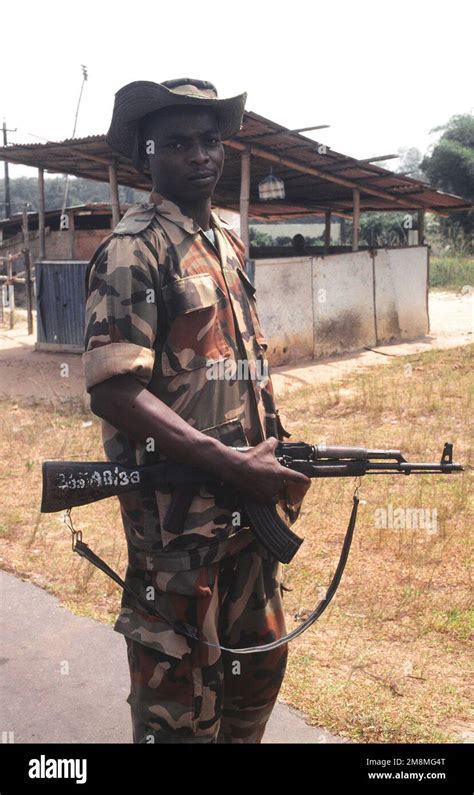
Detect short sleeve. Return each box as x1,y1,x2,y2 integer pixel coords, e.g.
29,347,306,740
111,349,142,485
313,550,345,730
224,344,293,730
83,234,159,392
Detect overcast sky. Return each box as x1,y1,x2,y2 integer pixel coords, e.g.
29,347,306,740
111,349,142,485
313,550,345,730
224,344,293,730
2,0,472,180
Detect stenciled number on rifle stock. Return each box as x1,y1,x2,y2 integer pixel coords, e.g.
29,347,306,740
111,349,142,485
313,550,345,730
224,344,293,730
56,468,141,491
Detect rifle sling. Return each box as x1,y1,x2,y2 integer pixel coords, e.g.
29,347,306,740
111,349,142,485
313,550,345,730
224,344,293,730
71,495,359,654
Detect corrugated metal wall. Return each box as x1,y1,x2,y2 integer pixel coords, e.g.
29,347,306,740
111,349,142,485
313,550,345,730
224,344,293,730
36,261,89,348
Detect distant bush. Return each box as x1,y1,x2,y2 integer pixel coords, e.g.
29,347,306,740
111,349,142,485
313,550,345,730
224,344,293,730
429,256,474,290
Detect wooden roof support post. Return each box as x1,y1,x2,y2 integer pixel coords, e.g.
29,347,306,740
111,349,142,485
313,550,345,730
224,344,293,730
324,210,331,253
21,205,33,335
239,149,251,258
352,189,360,252
6,255,14,329
108,162,120,227
418,209,425,245
38,167,46,258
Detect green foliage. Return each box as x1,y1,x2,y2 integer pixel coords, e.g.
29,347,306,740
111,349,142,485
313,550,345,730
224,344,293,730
423,113,474,196
429,256,474,290
432,608,474,641
249,228,274,247
0,176,148,216
249,227,323,248
426,214,473,256
359,211,409,247
421,114,474,246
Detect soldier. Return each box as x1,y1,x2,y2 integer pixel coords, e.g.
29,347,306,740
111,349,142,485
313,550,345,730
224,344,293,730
83,77,310,744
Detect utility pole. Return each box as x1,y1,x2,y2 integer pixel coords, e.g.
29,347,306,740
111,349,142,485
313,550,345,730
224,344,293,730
61,65,88,220
2,120,17,219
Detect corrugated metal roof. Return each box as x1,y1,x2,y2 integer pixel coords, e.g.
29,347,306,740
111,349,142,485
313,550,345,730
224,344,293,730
0,111,471,217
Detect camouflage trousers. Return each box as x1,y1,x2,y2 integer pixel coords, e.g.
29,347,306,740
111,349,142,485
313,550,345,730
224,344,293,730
124,539,288,743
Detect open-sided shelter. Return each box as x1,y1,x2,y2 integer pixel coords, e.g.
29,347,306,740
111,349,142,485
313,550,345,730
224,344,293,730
1,111,469,358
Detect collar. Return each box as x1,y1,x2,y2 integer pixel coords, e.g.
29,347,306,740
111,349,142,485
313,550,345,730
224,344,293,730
149,190,233,237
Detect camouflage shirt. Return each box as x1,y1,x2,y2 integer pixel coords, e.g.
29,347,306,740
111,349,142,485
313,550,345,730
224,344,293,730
83,192,300,641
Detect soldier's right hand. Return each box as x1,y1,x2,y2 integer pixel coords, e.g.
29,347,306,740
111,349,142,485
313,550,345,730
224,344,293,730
223,437,311,504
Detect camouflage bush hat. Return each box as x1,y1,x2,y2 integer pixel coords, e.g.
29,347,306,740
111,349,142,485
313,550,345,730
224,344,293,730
106,77,247,162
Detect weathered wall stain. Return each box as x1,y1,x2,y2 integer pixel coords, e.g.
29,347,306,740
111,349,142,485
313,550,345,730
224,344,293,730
314,311,366,357
265,331,312,366
377,303,401,342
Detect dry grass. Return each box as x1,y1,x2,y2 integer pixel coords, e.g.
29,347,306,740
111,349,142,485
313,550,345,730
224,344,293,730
0,398,125,623
0,345,472,743
279,344,473,743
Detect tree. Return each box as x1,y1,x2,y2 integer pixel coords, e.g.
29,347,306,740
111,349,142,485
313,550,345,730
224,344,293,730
422,114,474,199
395,146,426,181
421,114,474,245
359,212,409,247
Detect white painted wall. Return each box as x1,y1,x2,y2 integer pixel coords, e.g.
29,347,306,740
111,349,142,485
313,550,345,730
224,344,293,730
311,251,376,358
254,246,428,365
254,257,313,364
375,247,428,343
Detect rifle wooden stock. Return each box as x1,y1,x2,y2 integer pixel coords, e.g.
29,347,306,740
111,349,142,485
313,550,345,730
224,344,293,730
41,459,303,564
40,460,219,514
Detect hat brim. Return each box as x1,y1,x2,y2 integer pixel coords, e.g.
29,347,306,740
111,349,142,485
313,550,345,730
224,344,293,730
106,80,247,161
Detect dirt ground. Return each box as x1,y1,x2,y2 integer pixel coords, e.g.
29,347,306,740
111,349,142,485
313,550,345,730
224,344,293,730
0,291,472,405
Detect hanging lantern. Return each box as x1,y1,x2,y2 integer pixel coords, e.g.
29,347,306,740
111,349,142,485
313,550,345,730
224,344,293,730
258,166,285,200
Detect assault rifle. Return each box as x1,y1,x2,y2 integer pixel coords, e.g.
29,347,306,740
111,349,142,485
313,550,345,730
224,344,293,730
40,442,463,653
42,441,462,564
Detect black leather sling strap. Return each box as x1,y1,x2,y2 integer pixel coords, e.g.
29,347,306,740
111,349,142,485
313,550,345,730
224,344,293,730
68,494,360,655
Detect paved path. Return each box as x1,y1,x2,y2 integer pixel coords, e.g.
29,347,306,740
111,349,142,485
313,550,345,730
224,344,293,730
0,571,344,744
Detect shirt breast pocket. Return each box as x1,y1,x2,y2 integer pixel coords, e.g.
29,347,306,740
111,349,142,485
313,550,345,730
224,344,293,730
161,273,231,376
